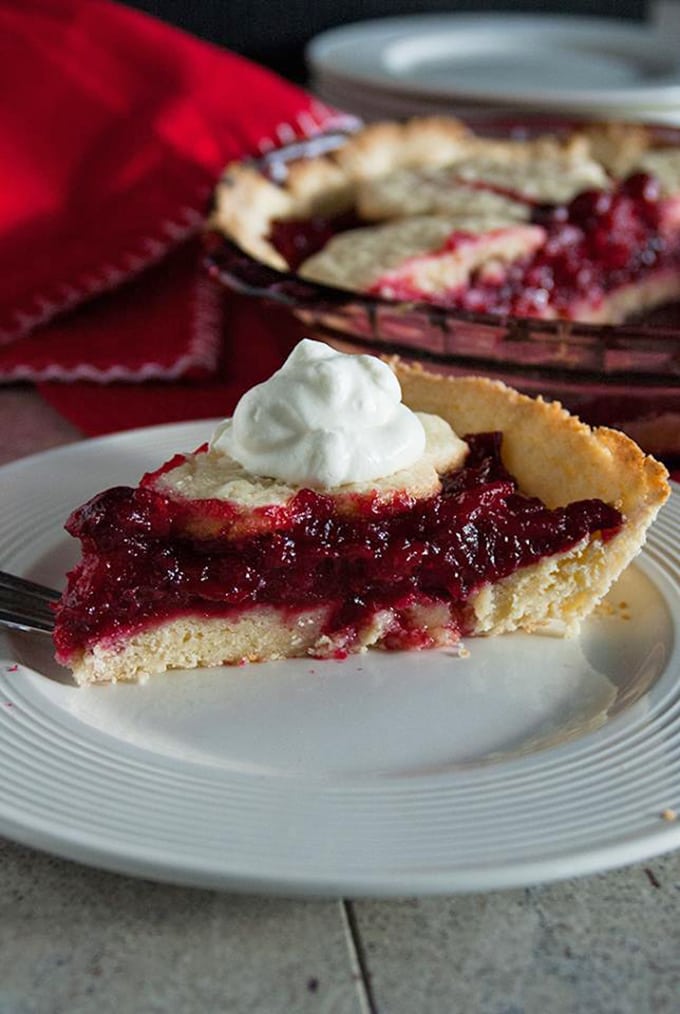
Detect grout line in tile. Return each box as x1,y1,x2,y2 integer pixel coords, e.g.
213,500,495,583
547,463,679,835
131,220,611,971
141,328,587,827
340,899,379,1014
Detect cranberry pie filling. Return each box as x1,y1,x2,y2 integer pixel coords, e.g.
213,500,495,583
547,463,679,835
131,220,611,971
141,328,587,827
53,432,622,663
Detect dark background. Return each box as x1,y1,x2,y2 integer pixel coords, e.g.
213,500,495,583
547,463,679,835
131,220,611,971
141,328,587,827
124,1,650,82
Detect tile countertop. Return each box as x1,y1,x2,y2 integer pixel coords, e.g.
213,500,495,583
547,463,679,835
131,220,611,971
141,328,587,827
2,385,680,1014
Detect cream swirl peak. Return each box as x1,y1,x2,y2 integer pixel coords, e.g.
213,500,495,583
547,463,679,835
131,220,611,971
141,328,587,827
211,339,429,488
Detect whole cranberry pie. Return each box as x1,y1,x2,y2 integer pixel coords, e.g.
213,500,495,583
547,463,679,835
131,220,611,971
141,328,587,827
211,117,680,323
53,341,669,685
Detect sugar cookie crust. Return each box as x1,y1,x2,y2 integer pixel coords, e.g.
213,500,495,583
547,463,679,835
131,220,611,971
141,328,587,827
151,410,468,518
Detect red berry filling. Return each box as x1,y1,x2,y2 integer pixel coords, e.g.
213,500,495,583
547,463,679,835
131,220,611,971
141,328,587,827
53,434,622,661
269,210,362,271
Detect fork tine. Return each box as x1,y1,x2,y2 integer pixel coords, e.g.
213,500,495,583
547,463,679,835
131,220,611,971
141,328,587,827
0,571,60,634
0,571,61,602
0,587,56,615
0,605,54,634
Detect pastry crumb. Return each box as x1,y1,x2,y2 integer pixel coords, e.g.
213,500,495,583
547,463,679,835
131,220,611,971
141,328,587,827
595,600,633,621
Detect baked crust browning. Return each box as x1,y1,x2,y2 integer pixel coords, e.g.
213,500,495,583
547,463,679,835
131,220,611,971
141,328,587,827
393,362,669,514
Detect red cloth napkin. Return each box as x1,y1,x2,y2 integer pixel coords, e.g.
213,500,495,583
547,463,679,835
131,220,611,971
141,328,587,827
1,239,223,382
0,0,355,397
39,293,305,434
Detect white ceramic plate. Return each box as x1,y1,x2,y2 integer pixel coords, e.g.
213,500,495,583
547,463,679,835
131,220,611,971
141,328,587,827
312,74,680,127
308,14,680,112
0,423,679,896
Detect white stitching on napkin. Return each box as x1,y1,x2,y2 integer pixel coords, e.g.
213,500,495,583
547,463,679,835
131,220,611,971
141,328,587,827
275,121,297,146
256,103,360,155
307,100,361,134
185,267,224,373
0,200,206,349
0,251,222,383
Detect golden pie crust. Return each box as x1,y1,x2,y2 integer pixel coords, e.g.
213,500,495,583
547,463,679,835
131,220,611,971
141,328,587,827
64,363,670,684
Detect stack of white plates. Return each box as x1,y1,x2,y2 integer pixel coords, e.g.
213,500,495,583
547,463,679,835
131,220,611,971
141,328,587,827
307,14,680,124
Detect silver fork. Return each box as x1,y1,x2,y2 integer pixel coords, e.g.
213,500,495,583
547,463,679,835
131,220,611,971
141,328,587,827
0,571,60,634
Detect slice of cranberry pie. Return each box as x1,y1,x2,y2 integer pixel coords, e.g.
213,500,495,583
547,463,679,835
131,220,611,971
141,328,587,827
53,340,669,685
211,116,680,323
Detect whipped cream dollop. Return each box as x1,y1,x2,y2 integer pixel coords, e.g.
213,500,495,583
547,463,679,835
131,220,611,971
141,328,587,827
211,339,427,488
